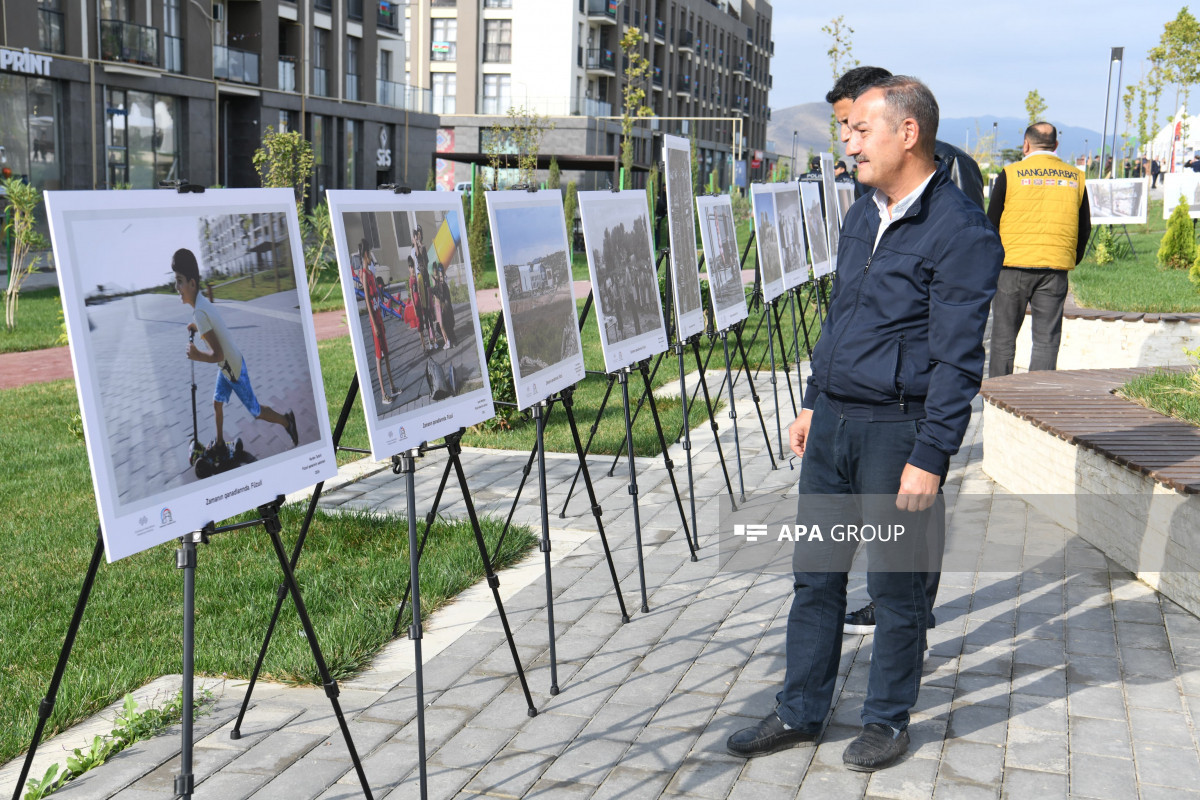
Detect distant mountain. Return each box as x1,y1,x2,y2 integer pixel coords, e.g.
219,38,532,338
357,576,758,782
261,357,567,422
768,103,1106,166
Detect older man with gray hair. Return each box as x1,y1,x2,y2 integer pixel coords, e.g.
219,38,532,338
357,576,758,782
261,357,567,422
726,76,1004,772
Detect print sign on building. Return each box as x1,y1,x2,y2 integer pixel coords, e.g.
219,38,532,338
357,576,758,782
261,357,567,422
0,48,53,76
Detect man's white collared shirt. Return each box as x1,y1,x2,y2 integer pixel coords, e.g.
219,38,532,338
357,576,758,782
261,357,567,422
871,170,936,252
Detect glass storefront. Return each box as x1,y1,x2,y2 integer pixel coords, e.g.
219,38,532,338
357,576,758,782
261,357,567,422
0,73,63,190
105,88,180,188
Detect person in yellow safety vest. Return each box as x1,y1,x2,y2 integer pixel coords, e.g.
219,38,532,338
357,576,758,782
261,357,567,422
986,122,1091,377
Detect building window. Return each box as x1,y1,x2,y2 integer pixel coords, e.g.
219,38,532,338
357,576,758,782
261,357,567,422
0,74,62,190
346,36,360,100
484,0,511,7
104,88,180,189
310,114,331,203
378,49,392,81
38,0,65,54
481,74,510,114
431,18,457,61
432,72,456,114
162,0,183,71
483,19,511,63
313,29,329,96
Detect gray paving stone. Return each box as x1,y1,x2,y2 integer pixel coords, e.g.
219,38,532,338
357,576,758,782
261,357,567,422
1008,694,1067,733
1004,725,1068,772
508,711,590,754
522,776,598,799
1068,684,1127,720
224,731,325,776
1133,742,1200,789
946,702,1009,745
937,740,1003,786
591,765,674,800
428,724,514,769
664,757,742,798
1069,752,1136,799
794,764,870,800
861,754,940,800
1137,785,1200,800
383,765,474,800
1124,679,1188,711
247,755,349,800
538,735,628,785
932,778,999,800
1067,715,1133,759
462,747,552,797
1000,767,1068,799
724,778,802,800
1128,706,1197,748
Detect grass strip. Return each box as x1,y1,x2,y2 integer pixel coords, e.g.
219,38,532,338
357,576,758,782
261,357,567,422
0,360,536,767
1118,369,1200,425
0,288,65,354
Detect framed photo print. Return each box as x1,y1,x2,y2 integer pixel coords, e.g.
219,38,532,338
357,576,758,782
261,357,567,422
578,190,669,373
1163,171,1200,220
485,190,586,410
696,194,749,332
800,182,833,277
46,188,336,562
774,184,810,290
750,183,786,303
327,190,494,458
819,152,841,259
662,134,705,340
1085,177,1148,225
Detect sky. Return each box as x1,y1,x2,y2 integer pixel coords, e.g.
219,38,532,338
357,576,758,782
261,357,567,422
768,1,1189,132
491,202,567,266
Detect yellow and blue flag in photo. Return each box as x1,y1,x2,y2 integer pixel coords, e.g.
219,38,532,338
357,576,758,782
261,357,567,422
433,211,461,267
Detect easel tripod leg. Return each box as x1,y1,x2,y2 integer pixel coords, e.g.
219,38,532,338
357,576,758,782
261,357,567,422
533,403,560,695
638,362,698,561
618,369,651,614
10,529,105,800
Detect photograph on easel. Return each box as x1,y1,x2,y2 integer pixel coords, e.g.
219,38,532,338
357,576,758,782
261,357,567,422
1086,177,1148,225
327,191,494,459
696,194,749,332
750,183,786,303
486,190,586,410
46,189,336,561
775,184,810,291
662,134,705,341
836,184,856,223
819,152,841,260
578,190,669,373
800,182,834,277
1163,171,1200,219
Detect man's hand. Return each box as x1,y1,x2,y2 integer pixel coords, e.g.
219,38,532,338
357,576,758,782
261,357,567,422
788,410,813,458
896,463,939,511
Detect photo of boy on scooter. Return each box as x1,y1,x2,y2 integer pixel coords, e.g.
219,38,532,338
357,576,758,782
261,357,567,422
172,247,299,470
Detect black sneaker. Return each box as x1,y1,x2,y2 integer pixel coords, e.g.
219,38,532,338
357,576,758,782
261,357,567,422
726,711,817,758
844,602,876,635
285,410,299,447
842,723,909,772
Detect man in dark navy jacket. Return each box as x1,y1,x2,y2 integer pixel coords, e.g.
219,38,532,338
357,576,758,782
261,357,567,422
726,76,1004,772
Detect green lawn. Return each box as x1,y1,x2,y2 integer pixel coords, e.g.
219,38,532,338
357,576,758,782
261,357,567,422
1070,198,1200,313
1119,368,1200,426
0,341,536,767
0,288,65,353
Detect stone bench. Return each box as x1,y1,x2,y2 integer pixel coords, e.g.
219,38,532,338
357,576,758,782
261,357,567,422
981,368,1200,617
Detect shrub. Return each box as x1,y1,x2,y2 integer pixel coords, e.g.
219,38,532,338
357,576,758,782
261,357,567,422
563,181,579,254
1093,225,1116,265
1158,196,1197,270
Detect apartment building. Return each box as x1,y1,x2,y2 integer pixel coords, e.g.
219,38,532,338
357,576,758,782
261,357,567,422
403,0,773,190
0,0,437,198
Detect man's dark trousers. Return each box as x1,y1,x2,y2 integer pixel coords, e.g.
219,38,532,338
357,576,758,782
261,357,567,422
775,394,931,733
988,267,1069,377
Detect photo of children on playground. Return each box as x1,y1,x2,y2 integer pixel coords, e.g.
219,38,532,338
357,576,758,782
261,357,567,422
60,205,326,509
339,207,486,418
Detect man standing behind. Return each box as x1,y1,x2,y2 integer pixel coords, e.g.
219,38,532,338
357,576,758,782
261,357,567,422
987,122,1090,377
726,77,1003,771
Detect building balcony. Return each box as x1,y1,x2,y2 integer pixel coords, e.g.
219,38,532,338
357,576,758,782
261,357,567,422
314,0,331,10
163,35,182,73
100,19,159,67
278,56,297,91
39,9,64,54
574,96,612,116
378,79,433,113
732,58,745,76
312,66,329,96
377,2,399,30
677,75,691,95
769,40,775,55
652,67,662,89
585,48,616,74
346,73,359,101
431,0,456,7
678,29,693,51
348,0,363,20
585,0,617,24
653,19,665,41
214,44,260,85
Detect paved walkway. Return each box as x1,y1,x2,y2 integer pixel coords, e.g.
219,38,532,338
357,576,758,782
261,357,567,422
5,345,1200,800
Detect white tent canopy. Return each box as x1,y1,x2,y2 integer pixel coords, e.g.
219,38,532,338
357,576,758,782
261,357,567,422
1148,106,1200,168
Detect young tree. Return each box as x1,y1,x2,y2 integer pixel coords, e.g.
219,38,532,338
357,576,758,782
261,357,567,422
619,27,654,187
1025,90,1048,125
468,169,488,283
646,164,659,247
505,105,555,187
2,177,50,331
251,126,315,212
547,155,561,190
821,15,858,152
426,167,437,191
1159,196,1197,270
563,181,579,254
1150,7,1200,112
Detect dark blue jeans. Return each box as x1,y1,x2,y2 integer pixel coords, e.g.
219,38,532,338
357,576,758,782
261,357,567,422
775,393,933,732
